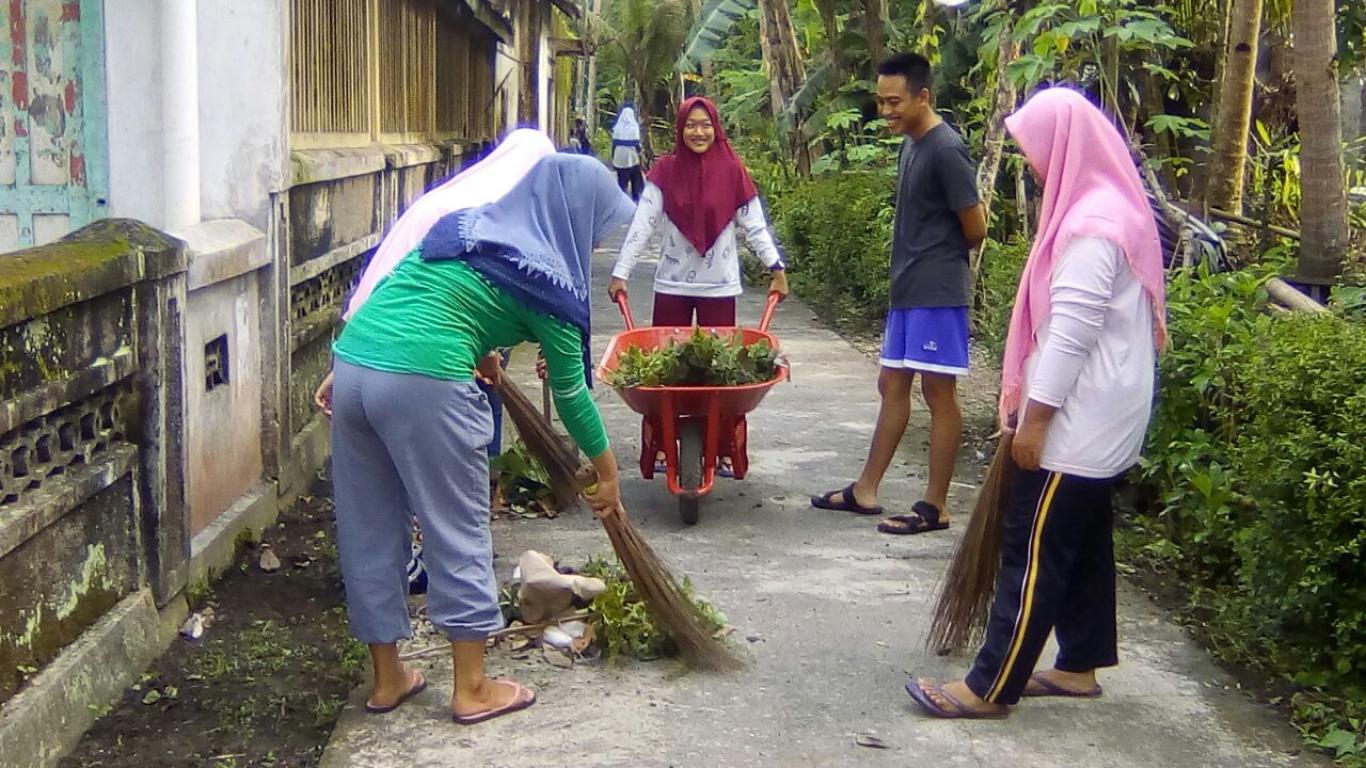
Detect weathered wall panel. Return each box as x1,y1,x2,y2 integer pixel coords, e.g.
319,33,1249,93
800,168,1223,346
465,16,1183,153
0,0,109,251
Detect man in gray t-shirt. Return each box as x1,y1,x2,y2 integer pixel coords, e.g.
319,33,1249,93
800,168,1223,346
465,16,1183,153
812,52,986,536
893,123,981,308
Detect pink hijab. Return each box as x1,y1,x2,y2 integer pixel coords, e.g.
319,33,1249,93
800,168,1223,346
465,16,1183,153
999,88,1167,426
344,129,556,319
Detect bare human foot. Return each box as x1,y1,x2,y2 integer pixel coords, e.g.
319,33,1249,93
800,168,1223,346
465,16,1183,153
1025,668,1101,696
366,668,426,711
452,678,524,720
848,481,880,510
914,679,1007,717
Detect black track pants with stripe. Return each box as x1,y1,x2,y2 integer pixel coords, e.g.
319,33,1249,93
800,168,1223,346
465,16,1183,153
965,467,1120,706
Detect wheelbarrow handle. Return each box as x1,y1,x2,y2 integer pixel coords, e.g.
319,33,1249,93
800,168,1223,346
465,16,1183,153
613,290,636,331
758,291,783,333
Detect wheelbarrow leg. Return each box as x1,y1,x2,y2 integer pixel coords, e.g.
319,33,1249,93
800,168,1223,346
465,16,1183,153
639,417,657,480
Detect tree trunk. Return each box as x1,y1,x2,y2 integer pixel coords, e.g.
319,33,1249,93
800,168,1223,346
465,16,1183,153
586,0,602,134
864,0,886,66
1016,161,1030,234
687,0,718,95
1196,0,1232,206
1292,0,1349,282
975,17,1020,215
758,0,809,174
635,79,654,162
1141,53,1178,192
815,0,840,69
1204,0,1262,215
970,1,1024,281
920,1,937,53
1100,33,1121,118
518,0,540,124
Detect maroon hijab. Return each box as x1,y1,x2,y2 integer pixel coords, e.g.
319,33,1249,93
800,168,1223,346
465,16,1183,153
647,97,759,255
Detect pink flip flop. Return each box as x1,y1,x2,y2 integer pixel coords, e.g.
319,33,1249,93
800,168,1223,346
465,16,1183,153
364,670,428,714
452,680,537,726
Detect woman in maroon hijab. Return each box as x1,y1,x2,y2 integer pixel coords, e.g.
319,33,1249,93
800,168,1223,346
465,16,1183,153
609,96,788,327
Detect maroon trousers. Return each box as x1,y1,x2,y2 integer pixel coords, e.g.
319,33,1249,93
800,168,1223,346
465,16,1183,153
651,293,737,327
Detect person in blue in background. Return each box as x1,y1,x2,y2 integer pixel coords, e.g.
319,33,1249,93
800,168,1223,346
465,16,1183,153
611,101,645,200
569,117,595,157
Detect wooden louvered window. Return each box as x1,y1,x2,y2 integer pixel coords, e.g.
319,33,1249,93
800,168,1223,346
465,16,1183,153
291,0,499,148
290,0,371,148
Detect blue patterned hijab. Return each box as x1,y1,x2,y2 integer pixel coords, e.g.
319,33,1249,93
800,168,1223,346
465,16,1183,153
420,153,636,382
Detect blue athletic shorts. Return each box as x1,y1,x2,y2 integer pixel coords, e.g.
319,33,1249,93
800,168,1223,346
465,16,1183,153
879,306,970,377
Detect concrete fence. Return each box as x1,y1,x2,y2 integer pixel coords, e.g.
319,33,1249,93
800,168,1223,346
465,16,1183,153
0,219,188,762
0,140,472,767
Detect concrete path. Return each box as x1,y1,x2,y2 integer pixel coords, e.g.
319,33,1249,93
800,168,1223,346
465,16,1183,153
320,246,1324,768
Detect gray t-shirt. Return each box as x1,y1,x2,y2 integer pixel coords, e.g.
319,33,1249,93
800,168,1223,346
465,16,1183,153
890,122,980,309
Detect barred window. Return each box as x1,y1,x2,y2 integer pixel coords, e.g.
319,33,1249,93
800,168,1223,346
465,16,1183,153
291,0,500,145
289,0,370,137
379,0,436,137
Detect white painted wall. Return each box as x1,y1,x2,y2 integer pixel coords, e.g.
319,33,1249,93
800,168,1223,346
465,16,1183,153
196,0,287,230
103,0,166,229
103,0,286,232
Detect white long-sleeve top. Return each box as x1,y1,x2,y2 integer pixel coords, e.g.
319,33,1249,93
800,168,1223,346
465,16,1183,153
611,182,785,298
1021,236,1156,479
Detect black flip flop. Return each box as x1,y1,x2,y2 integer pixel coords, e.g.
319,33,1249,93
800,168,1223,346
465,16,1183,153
810,484,883,516
364,670,428,714
877,501,950,535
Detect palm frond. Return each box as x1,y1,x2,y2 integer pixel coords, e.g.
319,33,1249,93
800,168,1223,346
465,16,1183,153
677,0,758,70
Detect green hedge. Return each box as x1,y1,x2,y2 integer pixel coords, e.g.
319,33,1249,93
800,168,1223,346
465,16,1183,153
770,172,895,327
769,172,1029,350
1131,265,1366,763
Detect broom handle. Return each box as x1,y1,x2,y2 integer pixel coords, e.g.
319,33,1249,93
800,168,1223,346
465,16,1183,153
541,375,552,421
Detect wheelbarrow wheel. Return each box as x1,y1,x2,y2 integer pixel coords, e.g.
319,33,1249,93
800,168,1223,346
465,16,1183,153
678,420,703,526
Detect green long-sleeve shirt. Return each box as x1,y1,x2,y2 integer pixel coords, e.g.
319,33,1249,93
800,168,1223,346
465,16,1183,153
333,251,608,457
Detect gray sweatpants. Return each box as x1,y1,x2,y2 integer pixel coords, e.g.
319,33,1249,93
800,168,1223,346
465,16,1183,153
330,360,503,643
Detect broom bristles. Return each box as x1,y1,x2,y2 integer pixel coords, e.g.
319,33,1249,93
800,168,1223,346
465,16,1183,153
602,515,743,671
925,433,1016,655
495,377,742,672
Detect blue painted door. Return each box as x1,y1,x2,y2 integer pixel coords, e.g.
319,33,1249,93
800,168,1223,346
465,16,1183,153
0,0,108,252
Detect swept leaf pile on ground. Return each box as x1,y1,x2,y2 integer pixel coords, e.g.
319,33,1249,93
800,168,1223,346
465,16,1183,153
580,556,728,661
489,440,568,518
499,556,727,662
608,328,780,388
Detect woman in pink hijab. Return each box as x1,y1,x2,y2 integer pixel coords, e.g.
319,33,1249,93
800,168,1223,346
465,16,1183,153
907,88,1167,719
344,129,557,319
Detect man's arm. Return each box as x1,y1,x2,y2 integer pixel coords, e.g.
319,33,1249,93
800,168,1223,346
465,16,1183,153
941,139,986,248
957,203,987,249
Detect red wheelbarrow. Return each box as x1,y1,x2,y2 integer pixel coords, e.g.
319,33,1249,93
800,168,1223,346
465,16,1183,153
596,292,789,525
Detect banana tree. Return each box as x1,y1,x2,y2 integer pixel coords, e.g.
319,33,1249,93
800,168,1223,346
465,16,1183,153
602,0,691,158
679,0,812,171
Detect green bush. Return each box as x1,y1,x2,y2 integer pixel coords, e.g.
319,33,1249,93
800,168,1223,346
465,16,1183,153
973,236,1031,360
1130,264,1366,761
770,172,895,327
